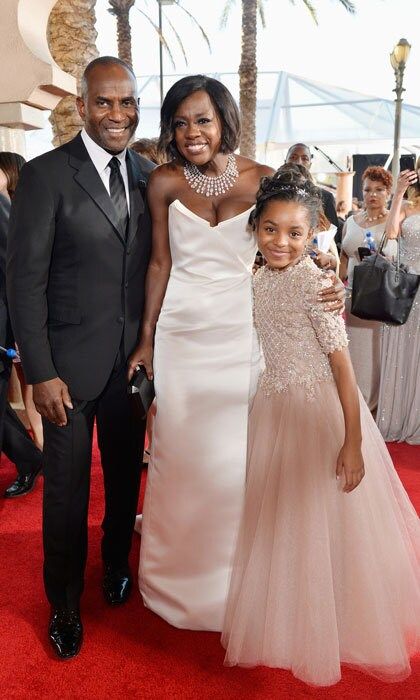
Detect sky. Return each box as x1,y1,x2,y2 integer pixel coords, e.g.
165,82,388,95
95,0,420,104
26,0,420,159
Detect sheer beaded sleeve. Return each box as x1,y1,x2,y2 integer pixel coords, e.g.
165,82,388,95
305,273,348,357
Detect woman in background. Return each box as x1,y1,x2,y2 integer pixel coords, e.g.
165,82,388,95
377,166,420,443
340,167,396,412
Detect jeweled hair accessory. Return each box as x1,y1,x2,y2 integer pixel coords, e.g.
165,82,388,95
277,185,309,197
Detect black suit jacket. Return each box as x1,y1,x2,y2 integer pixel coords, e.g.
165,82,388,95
318,188,339,228
7,134,154,400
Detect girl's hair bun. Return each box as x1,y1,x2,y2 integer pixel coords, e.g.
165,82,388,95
250,163,322,229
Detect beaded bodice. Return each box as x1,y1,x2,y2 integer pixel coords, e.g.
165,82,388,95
253,257,348,399
401,214,420,274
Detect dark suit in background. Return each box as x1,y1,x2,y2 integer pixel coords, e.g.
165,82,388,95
319,187,339,228
0,194,42,481
7,134,154,609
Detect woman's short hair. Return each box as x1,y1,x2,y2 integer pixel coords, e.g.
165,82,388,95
158,75,241,159
362,166,393,191
0,152,26,198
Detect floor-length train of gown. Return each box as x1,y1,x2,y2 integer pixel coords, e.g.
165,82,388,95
139,200,259,631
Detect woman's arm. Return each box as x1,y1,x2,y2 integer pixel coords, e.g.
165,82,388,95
339,250,348,281
385,170,417,239
314,250,337,270
128,168,173,380
329,348,364,493
338,220,349,281
306,272,363,493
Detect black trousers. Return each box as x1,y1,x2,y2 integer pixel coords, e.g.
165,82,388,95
0,368,42,476
42,354,145,610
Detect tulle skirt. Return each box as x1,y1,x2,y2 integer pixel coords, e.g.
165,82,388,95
222,380,420,687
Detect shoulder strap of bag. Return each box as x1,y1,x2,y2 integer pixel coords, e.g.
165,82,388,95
378,229,401,277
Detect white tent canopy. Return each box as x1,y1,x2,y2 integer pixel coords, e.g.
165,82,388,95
135,70,420,147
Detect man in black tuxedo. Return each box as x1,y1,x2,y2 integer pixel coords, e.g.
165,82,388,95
7,57,154,659
285,143,339,227
0,193,42,496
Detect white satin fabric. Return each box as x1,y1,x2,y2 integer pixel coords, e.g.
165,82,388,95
139,199,260,631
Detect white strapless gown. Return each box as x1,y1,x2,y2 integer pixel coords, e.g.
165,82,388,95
139,199,260,631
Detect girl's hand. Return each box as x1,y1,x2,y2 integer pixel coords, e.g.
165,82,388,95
128,342,154,381
395,169,417,197
336,442,365,493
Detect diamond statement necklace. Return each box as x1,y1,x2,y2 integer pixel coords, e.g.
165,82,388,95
183,154,239,197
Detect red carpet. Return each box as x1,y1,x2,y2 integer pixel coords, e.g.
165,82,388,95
0,439,419,699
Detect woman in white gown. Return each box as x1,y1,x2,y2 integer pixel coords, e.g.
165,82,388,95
128,76,342,631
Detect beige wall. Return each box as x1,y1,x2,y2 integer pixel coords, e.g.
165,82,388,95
0,0,76,153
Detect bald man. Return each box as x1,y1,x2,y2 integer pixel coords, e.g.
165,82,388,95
285,143,339,228
7,57,154,658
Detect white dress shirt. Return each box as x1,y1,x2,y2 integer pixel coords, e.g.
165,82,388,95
81,128,130,214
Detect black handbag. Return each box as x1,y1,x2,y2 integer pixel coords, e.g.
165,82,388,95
127,365,155,420
351,233,420,325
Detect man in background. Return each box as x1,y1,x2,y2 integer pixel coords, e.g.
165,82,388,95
285,143,339,227
0,192,42,498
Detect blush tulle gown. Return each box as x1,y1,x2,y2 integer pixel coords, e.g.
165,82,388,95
222,258,420,687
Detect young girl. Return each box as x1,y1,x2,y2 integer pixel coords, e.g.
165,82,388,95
221,169,420,687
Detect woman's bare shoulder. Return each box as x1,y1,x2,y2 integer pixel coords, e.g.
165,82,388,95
148,161,179,182
236,154,274,177
147,161,183,200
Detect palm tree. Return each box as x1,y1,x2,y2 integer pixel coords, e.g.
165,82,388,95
48,0,99,147
221,0,356,159
108,1,210,73
108,0,136,67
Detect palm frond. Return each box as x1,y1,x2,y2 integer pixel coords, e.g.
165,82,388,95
164,13,188,66
257,0,266,28
219,0,236,29
334,0,356,13
172,1,211,53
300,0,318,24
134,6,176,69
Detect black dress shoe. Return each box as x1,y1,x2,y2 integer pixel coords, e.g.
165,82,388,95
3,466,42,498
103,565,132,606
49,609,83,660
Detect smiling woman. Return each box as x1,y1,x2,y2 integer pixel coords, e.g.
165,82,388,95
126,74,273,631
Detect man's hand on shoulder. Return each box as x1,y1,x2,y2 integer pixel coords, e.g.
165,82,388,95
33,377,73,427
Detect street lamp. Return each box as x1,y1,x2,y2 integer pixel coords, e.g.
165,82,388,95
158,0,175,107
390,38,411,189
